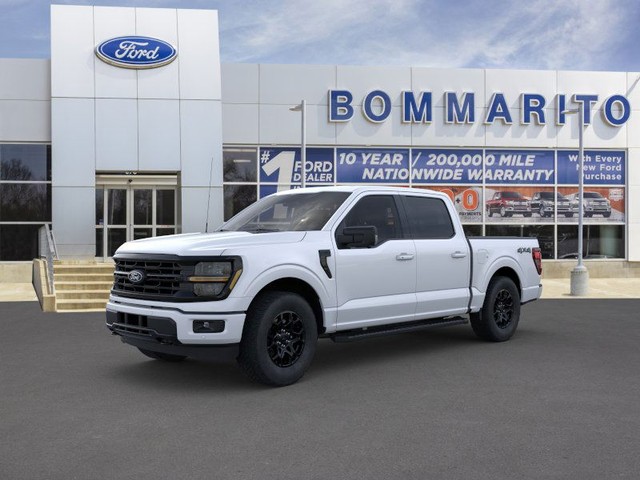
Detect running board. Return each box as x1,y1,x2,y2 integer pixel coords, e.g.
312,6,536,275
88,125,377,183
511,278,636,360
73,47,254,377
329,316,468,343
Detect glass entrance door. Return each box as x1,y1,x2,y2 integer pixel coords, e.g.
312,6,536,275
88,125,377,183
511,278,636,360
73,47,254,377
96,178,177,258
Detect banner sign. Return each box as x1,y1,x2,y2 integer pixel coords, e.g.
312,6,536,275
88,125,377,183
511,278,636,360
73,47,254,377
411,149,483,184
259,147,334,185
484,150,554,184
336,148,410,183
557,150,625,185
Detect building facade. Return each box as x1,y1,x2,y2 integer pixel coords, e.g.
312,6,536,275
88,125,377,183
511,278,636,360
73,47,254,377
0,5,639,273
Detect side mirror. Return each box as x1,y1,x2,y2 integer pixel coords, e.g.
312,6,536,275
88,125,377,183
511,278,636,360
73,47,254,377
336,226,377,249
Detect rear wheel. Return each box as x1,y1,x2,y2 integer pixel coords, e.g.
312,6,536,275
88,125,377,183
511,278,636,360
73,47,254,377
238,291,317,386
137,347,187,362
470,276,520,342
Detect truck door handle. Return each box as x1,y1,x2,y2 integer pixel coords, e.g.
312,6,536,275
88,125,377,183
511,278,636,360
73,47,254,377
451,251,467,259
396,253,415,261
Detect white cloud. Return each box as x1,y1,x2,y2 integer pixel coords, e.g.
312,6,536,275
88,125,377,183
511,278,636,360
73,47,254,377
218,0,632,71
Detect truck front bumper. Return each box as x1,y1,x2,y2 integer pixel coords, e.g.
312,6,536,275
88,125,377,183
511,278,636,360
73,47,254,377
106,298,246,346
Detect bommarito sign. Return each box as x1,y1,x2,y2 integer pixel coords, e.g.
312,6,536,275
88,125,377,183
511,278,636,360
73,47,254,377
328,90,631,127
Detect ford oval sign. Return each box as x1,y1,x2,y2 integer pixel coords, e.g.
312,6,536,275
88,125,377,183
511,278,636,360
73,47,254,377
95,36,177,69
127,270,146,285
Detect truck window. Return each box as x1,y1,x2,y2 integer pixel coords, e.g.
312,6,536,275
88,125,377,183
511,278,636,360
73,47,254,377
403,196,455,239
337,195,402,246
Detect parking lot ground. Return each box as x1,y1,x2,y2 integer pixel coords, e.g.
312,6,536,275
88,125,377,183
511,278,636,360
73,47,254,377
1,300,639,480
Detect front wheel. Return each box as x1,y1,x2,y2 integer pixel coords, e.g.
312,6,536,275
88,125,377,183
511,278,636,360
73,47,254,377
470,276,521,342
238,291,317,386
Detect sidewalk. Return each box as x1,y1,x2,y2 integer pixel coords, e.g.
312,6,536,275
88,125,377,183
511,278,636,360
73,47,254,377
0,283,38,302
1,278,639,304
541,277,640,299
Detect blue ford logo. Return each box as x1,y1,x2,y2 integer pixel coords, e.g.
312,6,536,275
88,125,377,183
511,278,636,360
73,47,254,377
95,36,177,69
127,270,146,285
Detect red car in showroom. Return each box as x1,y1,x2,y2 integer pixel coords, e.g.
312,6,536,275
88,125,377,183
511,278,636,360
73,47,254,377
486,190,532,218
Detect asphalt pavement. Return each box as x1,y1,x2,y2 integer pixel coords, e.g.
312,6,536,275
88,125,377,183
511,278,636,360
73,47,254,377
1,300,639,480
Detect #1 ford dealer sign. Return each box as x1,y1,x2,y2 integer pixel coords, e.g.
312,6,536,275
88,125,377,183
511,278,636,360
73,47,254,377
95,36,177,69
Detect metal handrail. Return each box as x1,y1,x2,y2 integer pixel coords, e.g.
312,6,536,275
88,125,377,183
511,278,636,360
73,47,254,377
38,224,58,294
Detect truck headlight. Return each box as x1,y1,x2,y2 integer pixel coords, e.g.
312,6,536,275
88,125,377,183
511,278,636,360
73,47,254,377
189,261,242,297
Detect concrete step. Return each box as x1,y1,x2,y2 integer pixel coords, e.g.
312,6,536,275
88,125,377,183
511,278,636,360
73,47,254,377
55,299,108,311
54,273,114,283
55,281,113,291
54,264,115,275
56,290,111,300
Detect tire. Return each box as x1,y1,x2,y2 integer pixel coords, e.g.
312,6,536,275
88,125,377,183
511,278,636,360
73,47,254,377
523,213,532,218
539,206,545,217
238,291,317,387
603,212,611,218
499,206,506,217
585,213,592,218
137,347,187,362
487,207,493,218
470,276,521,342
565,213,573,218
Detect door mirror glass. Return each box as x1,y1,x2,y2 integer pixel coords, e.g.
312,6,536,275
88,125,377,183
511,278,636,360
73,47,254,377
336,226,377,249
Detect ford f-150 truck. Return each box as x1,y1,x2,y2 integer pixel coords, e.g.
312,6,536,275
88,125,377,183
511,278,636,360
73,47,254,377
106,186,543,386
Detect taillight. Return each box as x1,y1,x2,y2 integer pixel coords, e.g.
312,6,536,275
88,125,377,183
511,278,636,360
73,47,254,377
532,247,542,276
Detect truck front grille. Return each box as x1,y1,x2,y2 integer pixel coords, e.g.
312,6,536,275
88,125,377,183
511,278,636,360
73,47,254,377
113,259,183,297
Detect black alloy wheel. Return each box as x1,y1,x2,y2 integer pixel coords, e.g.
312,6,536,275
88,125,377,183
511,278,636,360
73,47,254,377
493,289,515,329
238,291,317,386
267,311,306,367
469,276,521,342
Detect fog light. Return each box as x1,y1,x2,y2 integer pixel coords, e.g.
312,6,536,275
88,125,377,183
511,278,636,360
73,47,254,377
193,320,225,333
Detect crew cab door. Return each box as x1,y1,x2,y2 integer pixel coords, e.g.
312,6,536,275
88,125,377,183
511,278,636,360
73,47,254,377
399,194,470,318
333,194,416,330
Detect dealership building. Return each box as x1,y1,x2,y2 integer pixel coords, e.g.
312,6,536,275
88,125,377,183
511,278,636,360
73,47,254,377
1,4,639,280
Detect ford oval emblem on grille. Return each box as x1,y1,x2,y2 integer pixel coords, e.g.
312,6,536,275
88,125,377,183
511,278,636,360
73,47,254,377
128,270,146,285
95,36,177,69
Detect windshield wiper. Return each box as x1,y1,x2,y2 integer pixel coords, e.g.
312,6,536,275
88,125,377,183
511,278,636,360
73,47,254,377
244,227,280,233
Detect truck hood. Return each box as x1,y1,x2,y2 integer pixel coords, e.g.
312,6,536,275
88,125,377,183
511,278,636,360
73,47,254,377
115,231,307,257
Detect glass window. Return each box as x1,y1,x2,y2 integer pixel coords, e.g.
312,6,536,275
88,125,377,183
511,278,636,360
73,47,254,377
107,189,126,225
223,148,257,182
486,225,554,259
557,225,624,259
463,225,482,237
133,189,152,225
403,196,455,239
0,224,41,260
156,228,176,237
223,185,257,221
224,191,349,232
0,184,51,222
156,189,175,225
95,188,104,226
338,195,402,245
0,144,51,181
107,228,127,257
95,228,104,257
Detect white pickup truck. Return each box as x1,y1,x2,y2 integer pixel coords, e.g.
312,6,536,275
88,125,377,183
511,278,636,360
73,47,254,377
106,186,542,386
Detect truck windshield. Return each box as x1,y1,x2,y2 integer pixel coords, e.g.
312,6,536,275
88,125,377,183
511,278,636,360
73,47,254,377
220,191,351,233
501,192,522,199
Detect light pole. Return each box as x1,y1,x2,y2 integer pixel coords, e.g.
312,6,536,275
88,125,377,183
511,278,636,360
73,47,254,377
289,100,307,188
562,104,588,295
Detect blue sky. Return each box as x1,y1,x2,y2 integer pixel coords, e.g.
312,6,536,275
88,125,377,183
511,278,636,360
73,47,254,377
1,0,639,71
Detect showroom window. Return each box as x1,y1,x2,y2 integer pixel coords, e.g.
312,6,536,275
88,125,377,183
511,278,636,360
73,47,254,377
221,145,626,259
0,144,52,261
222,147,257,221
